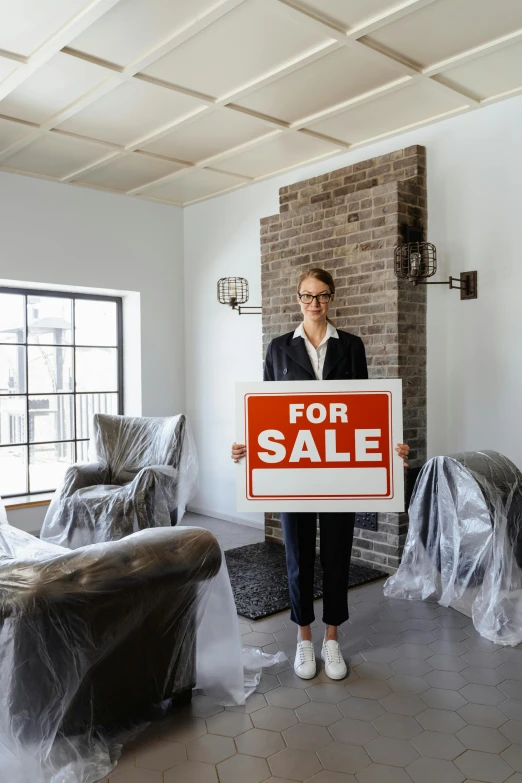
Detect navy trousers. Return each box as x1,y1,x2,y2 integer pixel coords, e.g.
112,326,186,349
280,512,356,627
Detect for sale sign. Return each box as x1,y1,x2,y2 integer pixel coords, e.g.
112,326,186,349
236,380,404,512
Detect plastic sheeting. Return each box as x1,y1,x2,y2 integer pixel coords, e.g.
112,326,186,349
193,556,286,704
40,413,199,549
385,450,522,646
0,500,286,782
0,499,248,783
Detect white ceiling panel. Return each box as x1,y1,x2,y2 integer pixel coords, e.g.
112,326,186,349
74,152,184,191
439,40,522,100
236,45,406,124
0,117,34,154
290,0,413,32
2,132,111,178
307,80,468,144
142,0,334,99
363,0,522,69
141,168,244,203
0,52,109,125
1,0,522,205
57,79,206,146
0,0,92,57
0,57,19,87
213,132,340,178
141,109,274,163
70,0,221,67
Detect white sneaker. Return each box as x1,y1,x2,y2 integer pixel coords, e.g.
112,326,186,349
321,639,347,680
294,640,316,680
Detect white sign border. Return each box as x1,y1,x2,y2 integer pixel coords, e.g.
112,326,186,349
236,379,404,513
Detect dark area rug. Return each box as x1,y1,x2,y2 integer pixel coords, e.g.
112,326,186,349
225,541,387,620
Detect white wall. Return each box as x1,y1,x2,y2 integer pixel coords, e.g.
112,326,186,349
0,171,184,530
183,195,265,528
184,94,522,526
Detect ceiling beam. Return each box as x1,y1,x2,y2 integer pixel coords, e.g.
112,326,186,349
482,83,522,105
124,130,283,195
290,76,414,127
122,0,249,73
45,37,340,161
349,104,470,148
0,50,28,64
124,162,253,198
62,37,341,106
0,0,253,162
0,0,123,102
180,99,474,207
423,28,522,76
0,74,125,163
346,0,440,38
277,0,439,40
276,0,347,40
275,0,485,106
19,36,342,180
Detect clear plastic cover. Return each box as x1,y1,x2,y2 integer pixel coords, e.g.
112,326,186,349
385,450,522,646
0,495,285,782
40,413,199,549
0,496,255,783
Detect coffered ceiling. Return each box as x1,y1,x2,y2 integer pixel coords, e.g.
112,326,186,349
0,0,521,206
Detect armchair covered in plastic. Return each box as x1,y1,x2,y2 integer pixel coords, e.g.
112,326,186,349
385,450,522,646
40,413,198,549
0,496,246,783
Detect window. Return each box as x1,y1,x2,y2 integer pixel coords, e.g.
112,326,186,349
0,287,123,498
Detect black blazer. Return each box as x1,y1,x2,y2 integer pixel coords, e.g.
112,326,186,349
264,327,368,382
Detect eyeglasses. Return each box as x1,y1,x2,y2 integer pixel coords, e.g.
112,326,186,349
298,293,332,304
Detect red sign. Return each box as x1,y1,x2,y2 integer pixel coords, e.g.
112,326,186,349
236,381,403,512
245,392,392,499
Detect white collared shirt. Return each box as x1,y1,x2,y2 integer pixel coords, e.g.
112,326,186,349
293,321,339,380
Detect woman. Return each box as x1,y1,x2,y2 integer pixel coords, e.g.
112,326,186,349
232,268,409,681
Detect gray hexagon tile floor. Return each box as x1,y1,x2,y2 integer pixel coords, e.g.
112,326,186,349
96,515,522,783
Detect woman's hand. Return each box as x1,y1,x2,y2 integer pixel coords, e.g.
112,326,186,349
231,443,246,463
395,443,410,467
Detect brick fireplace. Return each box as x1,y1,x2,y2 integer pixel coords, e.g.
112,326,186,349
260,145,427,574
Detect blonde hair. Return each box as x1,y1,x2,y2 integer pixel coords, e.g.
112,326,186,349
297,268,336,325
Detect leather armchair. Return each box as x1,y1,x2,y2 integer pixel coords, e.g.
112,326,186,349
0,523,221,741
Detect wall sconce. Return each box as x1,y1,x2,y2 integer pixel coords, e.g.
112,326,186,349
394,226,477,300
217,277,262,315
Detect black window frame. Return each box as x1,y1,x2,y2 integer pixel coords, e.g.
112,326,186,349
0,286,123,499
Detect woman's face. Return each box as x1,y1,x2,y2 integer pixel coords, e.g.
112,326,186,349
297,276,334,324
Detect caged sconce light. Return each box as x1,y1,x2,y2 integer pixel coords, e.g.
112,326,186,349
217,277,262,315
394,226,477,300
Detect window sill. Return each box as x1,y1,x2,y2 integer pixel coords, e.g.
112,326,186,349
5,493,54,511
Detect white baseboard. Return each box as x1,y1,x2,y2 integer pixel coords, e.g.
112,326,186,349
186,504,264,531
